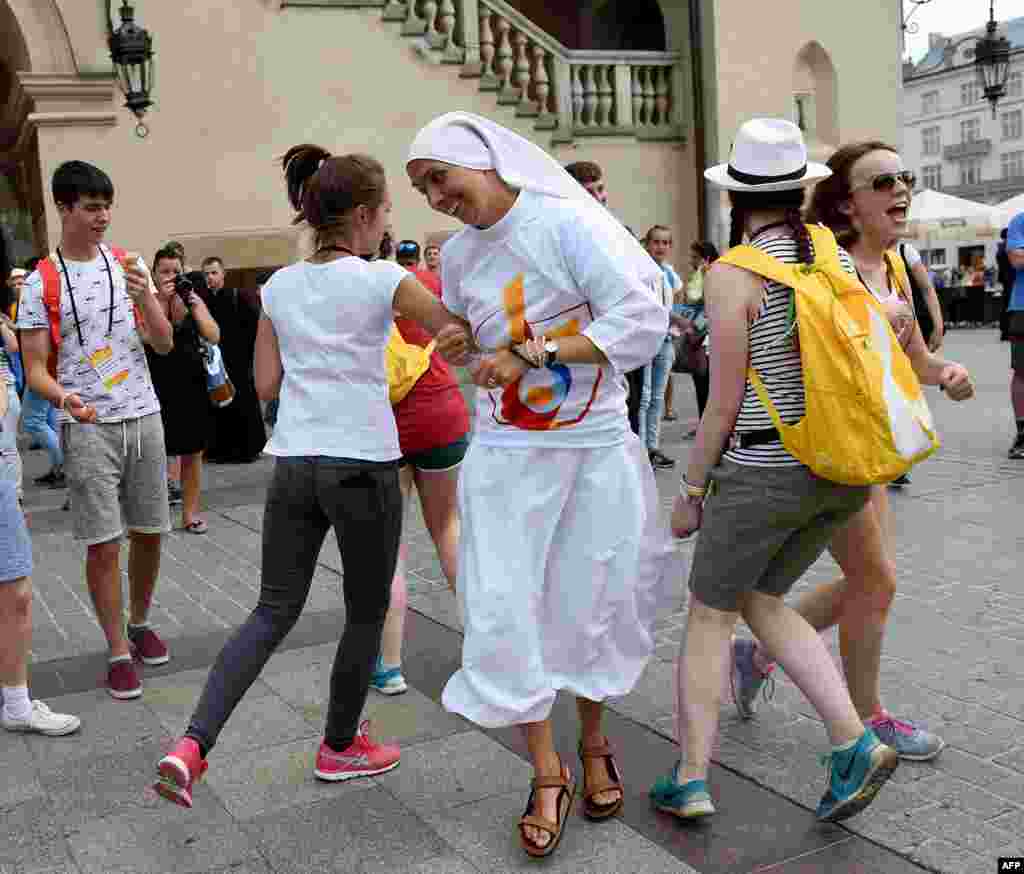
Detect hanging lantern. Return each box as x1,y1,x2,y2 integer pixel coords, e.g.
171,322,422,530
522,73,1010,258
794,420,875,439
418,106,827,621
975,5,1011,118
107,2,154,137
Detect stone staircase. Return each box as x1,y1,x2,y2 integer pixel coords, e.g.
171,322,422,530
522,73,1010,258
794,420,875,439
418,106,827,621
280,0,686,145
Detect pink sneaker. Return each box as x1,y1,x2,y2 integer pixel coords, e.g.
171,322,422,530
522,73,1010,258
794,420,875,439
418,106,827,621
155,737,209,808
107,659,142,700
314,720,400,782
129,626,170,665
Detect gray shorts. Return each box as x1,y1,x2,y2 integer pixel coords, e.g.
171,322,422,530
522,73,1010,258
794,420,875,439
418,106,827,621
688,459,870,612
62,413,171,545
0,480,32,582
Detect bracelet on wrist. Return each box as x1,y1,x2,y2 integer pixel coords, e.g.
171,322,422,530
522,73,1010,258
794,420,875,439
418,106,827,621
680,476,708,498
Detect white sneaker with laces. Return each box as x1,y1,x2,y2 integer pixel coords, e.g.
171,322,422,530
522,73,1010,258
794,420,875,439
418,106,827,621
2,700,81,736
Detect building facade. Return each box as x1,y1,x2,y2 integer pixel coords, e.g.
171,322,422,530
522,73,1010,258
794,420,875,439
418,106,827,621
0,1,900,276
903,16,1024,205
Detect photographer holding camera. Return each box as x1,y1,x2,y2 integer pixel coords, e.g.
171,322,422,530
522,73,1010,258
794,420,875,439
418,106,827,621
147,247,220,534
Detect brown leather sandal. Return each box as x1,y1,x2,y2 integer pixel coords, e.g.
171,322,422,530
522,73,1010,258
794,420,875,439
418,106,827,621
518,762,576,858
578,738,625,820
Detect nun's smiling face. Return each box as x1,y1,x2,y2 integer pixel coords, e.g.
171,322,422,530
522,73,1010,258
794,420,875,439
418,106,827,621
407,160,516,228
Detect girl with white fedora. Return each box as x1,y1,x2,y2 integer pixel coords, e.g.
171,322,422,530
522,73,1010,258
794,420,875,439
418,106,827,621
407,111,677,858
649,118,898,824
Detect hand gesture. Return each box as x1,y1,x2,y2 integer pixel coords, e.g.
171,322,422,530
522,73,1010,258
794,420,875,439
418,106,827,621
64,393,97,424
939,363,973,401
435,324,475,365
471,349,529,390
671,495,702,539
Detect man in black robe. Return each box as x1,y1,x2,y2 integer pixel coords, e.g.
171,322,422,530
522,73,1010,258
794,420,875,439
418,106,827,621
201,257,265,463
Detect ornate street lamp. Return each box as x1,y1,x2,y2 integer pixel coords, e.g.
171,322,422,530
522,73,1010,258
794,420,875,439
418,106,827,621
106,1,154,137
905,1,1011,117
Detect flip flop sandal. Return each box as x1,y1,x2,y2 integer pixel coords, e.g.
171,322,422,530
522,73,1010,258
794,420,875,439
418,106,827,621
518,762,576,858
184,519,208,535
579,739,625,820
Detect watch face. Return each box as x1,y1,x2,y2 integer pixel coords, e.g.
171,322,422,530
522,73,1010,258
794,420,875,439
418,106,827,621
544,340,558,353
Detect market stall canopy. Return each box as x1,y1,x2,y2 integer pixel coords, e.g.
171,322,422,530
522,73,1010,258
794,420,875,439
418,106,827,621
908,189,1002,241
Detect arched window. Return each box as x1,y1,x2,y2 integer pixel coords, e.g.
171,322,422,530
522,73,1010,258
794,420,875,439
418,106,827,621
793,41,838,149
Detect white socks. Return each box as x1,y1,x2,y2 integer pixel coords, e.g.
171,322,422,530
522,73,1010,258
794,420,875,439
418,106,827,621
2,684,32,722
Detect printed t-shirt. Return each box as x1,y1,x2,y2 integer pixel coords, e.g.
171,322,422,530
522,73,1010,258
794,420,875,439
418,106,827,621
261,256,407,461
16,246,160,424
440,189,668,449
393,268,470,456
1006,212,1024,311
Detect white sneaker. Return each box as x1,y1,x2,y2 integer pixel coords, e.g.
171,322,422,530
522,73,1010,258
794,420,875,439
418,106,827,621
2,700,81,736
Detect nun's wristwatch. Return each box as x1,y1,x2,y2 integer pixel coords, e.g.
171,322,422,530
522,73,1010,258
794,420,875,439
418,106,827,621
542,339,559,367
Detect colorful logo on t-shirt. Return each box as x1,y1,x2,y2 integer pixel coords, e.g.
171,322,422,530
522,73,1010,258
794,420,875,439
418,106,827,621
488,273,601,431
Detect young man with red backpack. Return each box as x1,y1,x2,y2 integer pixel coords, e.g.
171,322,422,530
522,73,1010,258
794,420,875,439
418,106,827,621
17,161,175,699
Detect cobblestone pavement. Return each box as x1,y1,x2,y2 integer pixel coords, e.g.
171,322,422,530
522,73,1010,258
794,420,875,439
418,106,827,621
10,329,1023,873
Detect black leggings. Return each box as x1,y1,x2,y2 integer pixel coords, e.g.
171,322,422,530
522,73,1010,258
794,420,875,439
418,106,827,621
186,456,402,754
691,368,710,418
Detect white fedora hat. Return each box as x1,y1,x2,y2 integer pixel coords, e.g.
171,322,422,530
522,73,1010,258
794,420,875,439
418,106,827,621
705,118,831,192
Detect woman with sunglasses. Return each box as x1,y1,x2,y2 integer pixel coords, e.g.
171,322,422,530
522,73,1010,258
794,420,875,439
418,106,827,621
731,142,974,764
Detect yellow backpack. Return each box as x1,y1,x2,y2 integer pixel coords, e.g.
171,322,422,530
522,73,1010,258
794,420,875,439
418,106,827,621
385,324,434,405
719,224,938,486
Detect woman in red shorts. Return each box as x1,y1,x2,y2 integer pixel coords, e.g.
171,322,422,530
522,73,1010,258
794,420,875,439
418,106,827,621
370,239,470,694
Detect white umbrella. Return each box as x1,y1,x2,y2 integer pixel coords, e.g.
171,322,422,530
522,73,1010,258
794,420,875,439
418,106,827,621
909,189,1000,241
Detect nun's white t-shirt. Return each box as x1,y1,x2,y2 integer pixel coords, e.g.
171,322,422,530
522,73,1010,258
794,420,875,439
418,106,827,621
261,256,407,460
442,190,668,449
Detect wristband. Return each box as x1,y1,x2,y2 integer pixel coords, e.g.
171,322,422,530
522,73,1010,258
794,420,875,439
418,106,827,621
680,476,708,498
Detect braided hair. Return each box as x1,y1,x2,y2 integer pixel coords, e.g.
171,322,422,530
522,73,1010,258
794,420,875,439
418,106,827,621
728,188,813,264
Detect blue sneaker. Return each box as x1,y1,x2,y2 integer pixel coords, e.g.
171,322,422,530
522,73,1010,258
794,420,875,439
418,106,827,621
816,729,898,822
649,765,715,820
369,666,408,696
867,712,945,761
731,638,775,720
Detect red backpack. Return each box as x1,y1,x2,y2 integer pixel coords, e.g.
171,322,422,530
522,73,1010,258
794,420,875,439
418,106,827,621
36,246,128,379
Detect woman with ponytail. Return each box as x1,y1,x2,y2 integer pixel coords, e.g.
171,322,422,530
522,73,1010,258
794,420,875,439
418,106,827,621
731,140,973,763
651,119,899,825
153,145,475,808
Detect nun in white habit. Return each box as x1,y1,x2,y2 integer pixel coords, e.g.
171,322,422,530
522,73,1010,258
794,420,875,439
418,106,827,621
407,112,677,857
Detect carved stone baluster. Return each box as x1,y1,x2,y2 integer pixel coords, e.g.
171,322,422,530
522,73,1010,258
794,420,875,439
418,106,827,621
478,7,498,90
494,17,515,98
422,0,439,44
654,66,670,127
438,0,463,63
382,0,408,22
401,0,427,36
632,66,643,127
642,66,656,128
499,29,528,105
597,65,615,128
581,66,597,128
533,45,556,129
570,64,584,129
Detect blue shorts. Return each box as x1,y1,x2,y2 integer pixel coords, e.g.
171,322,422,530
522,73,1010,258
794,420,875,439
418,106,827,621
0,481,32,582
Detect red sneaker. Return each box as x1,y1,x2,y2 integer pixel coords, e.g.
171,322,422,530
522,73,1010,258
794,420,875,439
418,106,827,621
314,720,400,782
129,626,170,666
155,737,208,808
107,659,142,700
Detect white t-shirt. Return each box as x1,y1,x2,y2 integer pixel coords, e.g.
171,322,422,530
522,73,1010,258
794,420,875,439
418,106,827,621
442,189,668,449
17,246,161,424
261,256,407,460
901,242,923,269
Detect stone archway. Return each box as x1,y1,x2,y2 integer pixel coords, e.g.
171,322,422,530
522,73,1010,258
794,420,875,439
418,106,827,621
793,41,838,153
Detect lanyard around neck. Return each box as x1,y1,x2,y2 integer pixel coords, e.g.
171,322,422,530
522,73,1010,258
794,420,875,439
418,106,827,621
56,246,116,347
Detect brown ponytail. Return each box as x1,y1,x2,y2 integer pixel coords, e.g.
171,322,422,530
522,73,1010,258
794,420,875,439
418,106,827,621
727,188,812,263
281,145,387,247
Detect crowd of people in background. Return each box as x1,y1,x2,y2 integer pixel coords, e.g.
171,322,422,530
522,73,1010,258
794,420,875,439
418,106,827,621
1,106,1022,864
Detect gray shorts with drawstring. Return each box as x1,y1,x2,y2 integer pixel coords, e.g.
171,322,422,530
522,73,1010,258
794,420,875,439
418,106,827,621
62,413,171,545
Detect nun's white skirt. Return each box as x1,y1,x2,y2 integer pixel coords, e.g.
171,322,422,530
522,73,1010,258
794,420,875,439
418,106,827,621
441,434,680,728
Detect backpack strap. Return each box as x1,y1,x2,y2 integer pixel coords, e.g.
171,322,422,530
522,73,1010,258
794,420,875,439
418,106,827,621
37,255,63,379
885,248,913,302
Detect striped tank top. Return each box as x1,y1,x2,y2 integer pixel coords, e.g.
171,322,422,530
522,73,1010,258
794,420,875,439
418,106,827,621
722,233,857,468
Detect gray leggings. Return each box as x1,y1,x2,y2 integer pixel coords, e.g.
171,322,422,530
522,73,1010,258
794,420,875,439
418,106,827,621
187,456,402,754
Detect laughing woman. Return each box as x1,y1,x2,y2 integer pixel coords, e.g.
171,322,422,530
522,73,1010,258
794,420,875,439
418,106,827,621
731,141,974,761
407,112,674,858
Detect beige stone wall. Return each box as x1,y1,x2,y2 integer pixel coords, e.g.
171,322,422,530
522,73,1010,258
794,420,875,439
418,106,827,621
21,2,697,271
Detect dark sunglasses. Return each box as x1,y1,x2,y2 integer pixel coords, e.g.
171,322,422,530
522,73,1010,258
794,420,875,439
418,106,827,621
853,171,916,194
395,244,419,255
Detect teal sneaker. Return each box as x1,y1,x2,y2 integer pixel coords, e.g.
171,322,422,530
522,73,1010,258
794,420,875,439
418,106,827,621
369,666,408,696
649,765,715,820
816,729,898,822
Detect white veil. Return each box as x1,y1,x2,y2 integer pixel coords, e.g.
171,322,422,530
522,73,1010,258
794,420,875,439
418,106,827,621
407,111,660,284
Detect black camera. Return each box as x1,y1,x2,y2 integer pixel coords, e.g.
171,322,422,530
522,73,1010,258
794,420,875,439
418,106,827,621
173,272,194,304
